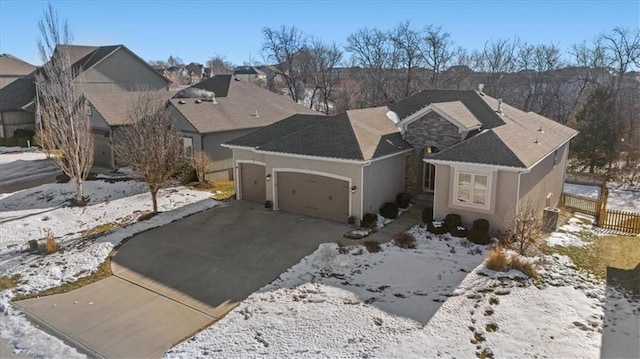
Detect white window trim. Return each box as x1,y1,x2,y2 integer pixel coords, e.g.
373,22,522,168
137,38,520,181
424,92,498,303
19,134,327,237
452,167,493,211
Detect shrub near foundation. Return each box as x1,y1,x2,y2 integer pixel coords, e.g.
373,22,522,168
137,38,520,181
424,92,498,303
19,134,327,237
393,232,416,249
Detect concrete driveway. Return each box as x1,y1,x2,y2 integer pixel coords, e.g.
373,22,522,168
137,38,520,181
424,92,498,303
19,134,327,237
14,201,348,358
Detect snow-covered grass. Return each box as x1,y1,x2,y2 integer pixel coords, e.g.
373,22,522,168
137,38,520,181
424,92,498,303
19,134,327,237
563,182,640,214
0,167,223,357
606,182,640,213
563,183,601,199
166,220,639,359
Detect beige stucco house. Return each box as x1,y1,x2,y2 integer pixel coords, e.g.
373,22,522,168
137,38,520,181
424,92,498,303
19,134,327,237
167,75,320,181
61,44,171,167
224,89,578,231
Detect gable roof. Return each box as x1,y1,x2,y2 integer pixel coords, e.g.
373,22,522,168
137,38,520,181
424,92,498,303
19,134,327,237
169,75,320,133
228,89,577,168
431,93,578,168
0,54,36,89
390,90,505,129
0,54,36,76
0,73,35,111
53,45,170,84
226,106,413,161
86,91,175,126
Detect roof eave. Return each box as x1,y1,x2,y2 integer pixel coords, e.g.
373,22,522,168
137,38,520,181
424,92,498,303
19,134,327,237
426,158,528,172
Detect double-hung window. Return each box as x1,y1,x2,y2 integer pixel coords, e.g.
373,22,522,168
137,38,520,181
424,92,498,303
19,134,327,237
455,171,489,208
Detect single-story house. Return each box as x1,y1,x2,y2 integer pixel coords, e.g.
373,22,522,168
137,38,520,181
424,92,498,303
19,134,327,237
167,75,320,181
224,89,578,231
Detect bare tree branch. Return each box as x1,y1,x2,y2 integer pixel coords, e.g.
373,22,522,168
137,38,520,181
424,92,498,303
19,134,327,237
36,3,93,205
113,92,185,213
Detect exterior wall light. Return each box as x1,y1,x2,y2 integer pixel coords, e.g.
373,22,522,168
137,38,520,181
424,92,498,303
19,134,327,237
351,185,357,194
266,173,272,181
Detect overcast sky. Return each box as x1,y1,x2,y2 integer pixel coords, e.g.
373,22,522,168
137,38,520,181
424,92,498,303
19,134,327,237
1,0,638,67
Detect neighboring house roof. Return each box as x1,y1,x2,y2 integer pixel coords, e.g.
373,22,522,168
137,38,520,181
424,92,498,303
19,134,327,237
185,62,204,75
234,66,265,76
228,89,577,168
86,91,175,126
431,94,578,168
0,54,37,88
54,44,171,84
226,105,413,161
169,75,319,133
0,73,35,112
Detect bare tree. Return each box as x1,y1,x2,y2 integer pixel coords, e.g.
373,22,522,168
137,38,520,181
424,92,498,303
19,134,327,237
420,25,455,87
208,54,234,75
390,21,425,97
478,37,520,98
306,39,343,114
346,27,401,107
261,26,307,102
114,92,185,213
36,3,94,205
600,27,640,93
191,150,213,183
512,201,545,256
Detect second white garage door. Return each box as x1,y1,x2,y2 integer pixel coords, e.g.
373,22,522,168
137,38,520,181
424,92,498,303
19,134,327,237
276,172,349,222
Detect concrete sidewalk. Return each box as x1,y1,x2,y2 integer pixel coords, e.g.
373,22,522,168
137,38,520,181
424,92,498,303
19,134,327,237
14,277,214,358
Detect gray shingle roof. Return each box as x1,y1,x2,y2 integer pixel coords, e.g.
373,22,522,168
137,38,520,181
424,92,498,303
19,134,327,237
258,113,364,160
226,114,324,147
169,75,320,134
0,73,35,111
431,130,526,168
390,90,505,129
226,106,413,161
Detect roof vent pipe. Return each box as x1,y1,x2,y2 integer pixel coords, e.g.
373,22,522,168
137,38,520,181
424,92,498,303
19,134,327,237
497,99,503,114
478,83,484,93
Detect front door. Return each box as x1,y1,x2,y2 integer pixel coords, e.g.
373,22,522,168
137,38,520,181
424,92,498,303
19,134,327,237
423,163,436,192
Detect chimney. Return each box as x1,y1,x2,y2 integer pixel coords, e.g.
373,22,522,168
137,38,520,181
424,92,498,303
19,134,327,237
478,83,484,93
497,98,503,114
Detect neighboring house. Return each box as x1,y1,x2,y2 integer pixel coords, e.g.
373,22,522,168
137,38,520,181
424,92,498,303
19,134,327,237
185,62,207,84
0,74,36,138
165,65,190,89
86,91,175,168
167,75,321,181
0,55,37,138
224,89,578,231
233,66,267,85
0,54,36,89
0,44,171,140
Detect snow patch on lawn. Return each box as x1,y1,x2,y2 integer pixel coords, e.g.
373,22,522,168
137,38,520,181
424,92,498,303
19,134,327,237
0,180,221,357
606,183,640,213
563,183,601,199
166,227,489,358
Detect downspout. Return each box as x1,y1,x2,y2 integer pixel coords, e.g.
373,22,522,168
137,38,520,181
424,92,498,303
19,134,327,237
515,170,524,213
361,160,372,220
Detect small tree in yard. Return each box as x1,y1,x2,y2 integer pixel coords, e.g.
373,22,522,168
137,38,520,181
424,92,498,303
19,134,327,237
191,150,213,183
511,201,545,256
114,92,185,213
36,4,94,204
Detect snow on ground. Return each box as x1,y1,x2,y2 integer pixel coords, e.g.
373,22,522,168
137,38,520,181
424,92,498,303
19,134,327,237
166,227,488,359
168,221,639,359
606,183,640,213
0,147,39,155
563,183,601,199
0,150,59,187
0,179,222,358
563,182,639,213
